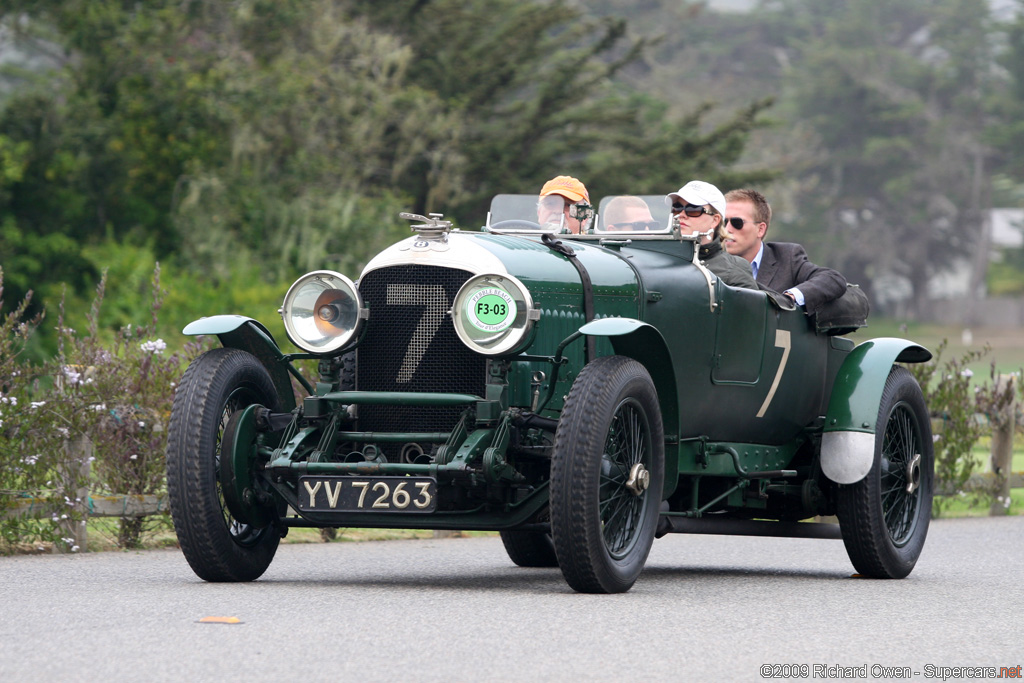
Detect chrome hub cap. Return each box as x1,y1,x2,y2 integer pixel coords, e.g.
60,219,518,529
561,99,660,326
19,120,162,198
906,452,921,494
625,463,650,496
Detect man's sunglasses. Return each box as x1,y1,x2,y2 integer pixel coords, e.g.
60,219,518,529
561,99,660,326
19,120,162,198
607,220,662,232
726,217,747,230
671,202,714,218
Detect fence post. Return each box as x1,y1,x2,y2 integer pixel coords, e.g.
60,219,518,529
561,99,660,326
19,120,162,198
989,374,1016,517
54,436,91,553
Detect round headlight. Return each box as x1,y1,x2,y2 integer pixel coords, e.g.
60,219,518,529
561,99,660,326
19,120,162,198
280,270,364,354
451,273,538,356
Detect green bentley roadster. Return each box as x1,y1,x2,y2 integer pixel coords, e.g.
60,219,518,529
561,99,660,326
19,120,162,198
166,195,933,593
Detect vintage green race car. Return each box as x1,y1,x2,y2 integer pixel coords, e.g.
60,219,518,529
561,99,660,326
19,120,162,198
166,195,934,593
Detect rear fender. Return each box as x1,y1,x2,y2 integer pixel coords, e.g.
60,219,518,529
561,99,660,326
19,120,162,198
579,318,678,497
821,337,931,484
183,315,297,411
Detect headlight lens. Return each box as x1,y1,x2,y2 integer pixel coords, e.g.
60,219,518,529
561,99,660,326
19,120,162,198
451,273,537,355
280,270,364,353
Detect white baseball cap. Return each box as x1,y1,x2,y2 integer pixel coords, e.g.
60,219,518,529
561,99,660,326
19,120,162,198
665,180,726,216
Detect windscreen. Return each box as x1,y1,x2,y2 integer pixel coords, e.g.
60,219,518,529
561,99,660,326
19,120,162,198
595,195,674,234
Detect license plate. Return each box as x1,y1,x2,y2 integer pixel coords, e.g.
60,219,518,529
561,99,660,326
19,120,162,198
297,476,437,513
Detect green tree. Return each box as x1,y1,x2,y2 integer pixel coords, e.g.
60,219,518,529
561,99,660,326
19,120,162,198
1,0,774,348
352,0,775,224
756,0,1002,315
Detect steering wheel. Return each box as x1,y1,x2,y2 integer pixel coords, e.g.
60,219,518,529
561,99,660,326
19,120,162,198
487,219,546,232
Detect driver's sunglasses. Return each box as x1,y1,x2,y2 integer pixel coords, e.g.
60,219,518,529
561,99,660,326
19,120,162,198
608,220,661,231
726,217,748,230
671,202,713,218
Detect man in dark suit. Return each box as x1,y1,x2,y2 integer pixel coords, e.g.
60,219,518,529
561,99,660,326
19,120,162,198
723,188,846,313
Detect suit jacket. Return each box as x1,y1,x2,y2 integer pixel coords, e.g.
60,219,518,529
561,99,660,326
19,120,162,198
757,241,847,313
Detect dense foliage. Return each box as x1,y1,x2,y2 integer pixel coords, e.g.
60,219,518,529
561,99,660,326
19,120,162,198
0,0,772,354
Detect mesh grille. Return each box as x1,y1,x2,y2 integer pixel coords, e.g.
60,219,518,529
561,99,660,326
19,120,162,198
357,265,487,440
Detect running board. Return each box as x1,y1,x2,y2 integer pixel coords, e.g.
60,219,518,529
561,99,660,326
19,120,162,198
657,516,843,540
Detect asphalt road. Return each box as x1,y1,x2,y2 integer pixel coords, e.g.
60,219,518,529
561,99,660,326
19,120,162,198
1,517,1021,682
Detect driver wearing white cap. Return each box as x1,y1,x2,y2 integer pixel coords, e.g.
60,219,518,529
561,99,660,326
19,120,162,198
665,180,756,290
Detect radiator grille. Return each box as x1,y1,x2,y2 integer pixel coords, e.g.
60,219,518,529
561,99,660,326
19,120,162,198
357,265,487,441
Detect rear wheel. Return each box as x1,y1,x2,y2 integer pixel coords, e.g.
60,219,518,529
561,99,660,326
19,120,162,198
499,530,558,567
837,366,933,578
550,356,664,593
166,348,283,582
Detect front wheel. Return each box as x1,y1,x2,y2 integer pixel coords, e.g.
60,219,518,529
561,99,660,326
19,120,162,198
550,356,664,593
166,348,283,582
837,366,933,578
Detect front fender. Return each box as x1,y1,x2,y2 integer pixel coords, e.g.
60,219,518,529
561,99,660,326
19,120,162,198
820,337,931,484
183,315,297,411
579,318,678,497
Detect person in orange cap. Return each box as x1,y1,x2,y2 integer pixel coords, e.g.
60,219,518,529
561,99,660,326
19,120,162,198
537,175,593,234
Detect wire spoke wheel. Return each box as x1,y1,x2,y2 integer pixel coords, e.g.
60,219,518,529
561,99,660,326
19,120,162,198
837,366,933,579
599,399,651,558
166,348,283,582
879,403,923,546
550,356,664,594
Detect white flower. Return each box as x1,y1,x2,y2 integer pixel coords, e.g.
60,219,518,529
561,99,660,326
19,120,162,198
62,367,81,385
138,421,146,428
61,514,68,520
961,369,974,378
57,427,69,437
71,545,80,553
0,395,15,405
129,454,138,460
30,401,46,409
140,338,167,354
91,403,107,412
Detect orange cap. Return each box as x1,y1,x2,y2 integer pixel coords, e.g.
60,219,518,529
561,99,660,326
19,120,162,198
539,175,590,203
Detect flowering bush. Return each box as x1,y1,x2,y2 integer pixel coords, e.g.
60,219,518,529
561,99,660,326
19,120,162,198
908,340,1005,516
0,265,210,552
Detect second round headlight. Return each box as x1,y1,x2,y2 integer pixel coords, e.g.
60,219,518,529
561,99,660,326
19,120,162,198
451,273,538,355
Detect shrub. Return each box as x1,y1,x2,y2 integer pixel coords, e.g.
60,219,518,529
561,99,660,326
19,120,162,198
908,340,993,516
0,265,210,552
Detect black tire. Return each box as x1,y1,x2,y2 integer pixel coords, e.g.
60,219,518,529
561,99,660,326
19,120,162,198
837,366,933,579
550,356,664,593
499,530,558,567
166,348,282,582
